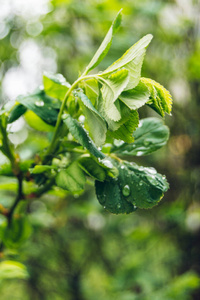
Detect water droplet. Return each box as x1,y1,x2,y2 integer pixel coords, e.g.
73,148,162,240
147,167,157,175
117,203,121,209
35,100,44,107
133,205,137,210
122,185,130,197
103,206,106,209
121,165,125,169
162,175,166,179
114,139,124,147
139,181,143,186
101,159,113,169
136,151,144,156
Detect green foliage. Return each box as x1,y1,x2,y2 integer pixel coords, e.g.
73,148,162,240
0,2,199,299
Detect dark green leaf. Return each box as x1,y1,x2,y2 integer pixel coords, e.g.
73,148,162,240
62,114,105,159
17,90,60,125
56,161,86,192
113,117,169,156
78,156,106,181
2,217,32,249
95,160,169,213
110,110,139,143
8,104,27,123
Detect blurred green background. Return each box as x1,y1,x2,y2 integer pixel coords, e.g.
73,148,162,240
0,0,200,299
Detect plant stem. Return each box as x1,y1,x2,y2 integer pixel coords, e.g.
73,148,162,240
7,173,24,226
43,74,95,163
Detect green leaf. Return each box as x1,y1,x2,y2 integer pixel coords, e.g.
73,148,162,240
101,99,132,131
110,110,139,143
8,104,27,123
62,114,105,159
119,80,150,110
17,90,60,125
0,160,34,177
56,161,86,192
141,77,172,115
24,111,55,132
0,261,29,280
95,160,169,213
113,117,169,156
98,69,129,121
43,72,71,100
2,217,32,248
102,34,153,90
76,91,107,147
30,165,56,174
85,10,122,73
83,79,99,105
78,156,106,181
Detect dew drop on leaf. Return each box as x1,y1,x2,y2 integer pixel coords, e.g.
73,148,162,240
147,167,157,175
117,203,121,209
35,100,44,107
122,184,130,197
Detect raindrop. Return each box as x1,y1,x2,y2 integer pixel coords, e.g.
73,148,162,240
35,100,44,107
103,206,106,209
122,185,130,197
136,151,144,156
117,203,121,209
121,165,125,169
101,159,113,169
139,181,143,186
147,167,157,175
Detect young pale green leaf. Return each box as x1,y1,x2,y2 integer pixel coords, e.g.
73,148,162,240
110,110,139,143
75,91,107,147
17,90,60,125
24,111,54,132
43,72,71,100
83,79,99,105
102,34,153,90
0,261,29,280
62,114,105,159
30,165,56,174
78,156,106,181
98,69,129,121
119,80,150,110
95,160,169,213
141,77,172,115
56,161,86,192
8,104,27,123
85,10,122,73
112,117,169,156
